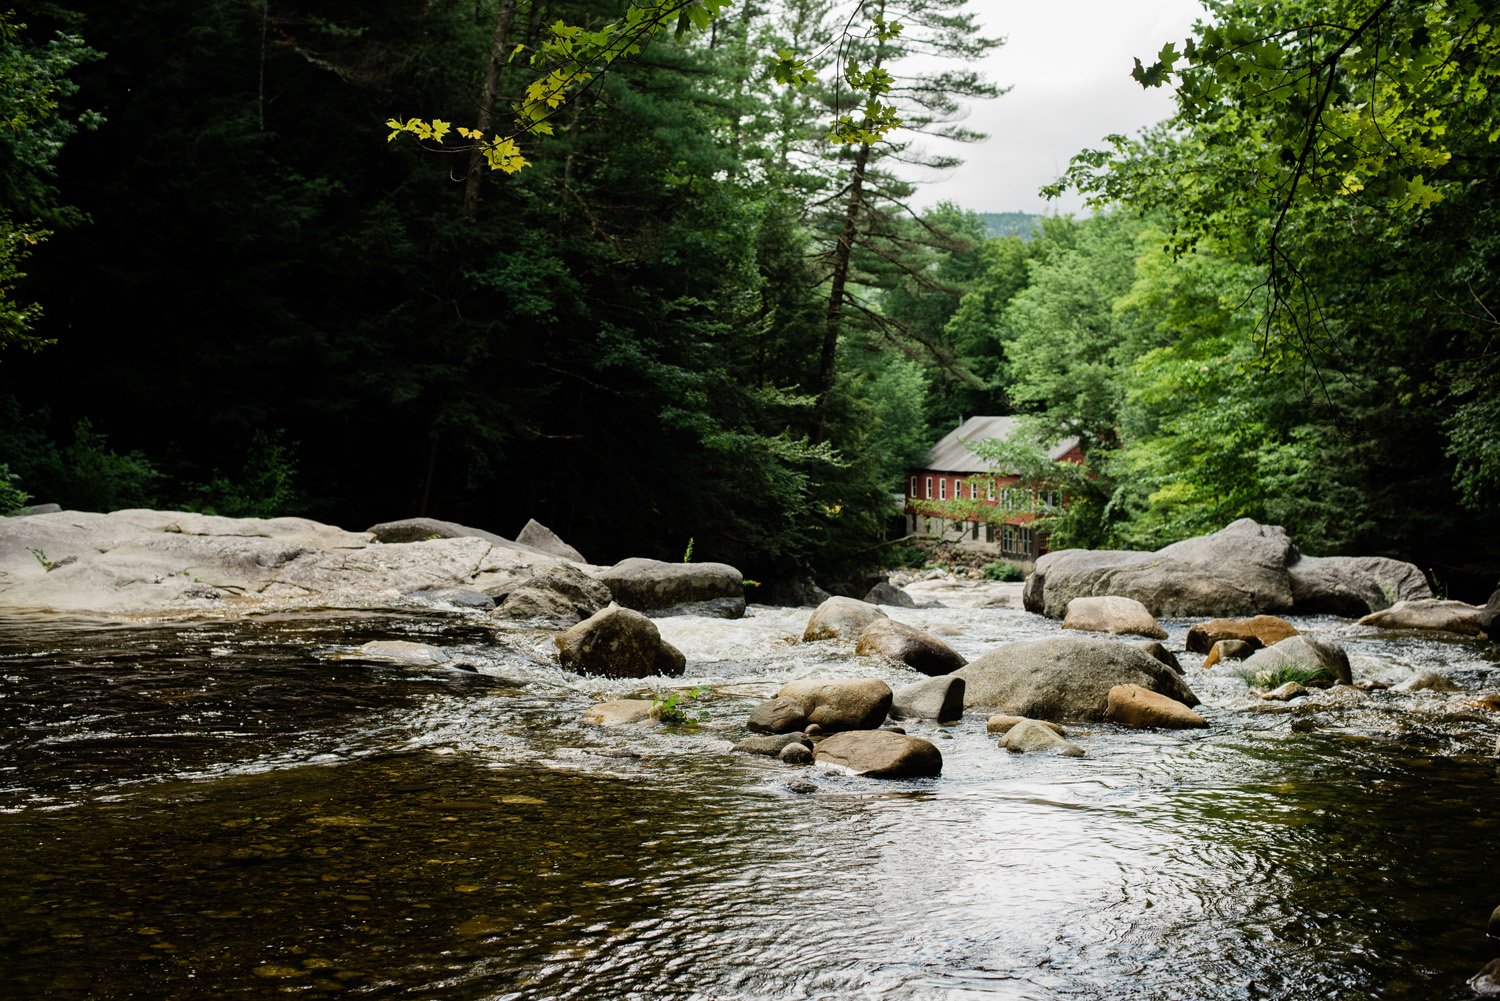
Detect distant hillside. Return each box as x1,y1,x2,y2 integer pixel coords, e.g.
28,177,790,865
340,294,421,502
978,212,1040,240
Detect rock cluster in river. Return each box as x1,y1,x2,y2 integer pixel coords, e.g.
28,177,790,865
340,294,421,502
1024,518,1431,619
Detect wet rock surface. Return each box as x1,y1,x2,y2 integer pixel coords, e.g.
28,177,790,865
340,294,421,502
801,596,887,642
813,730,943,778
553,605,686,679
1359,598,1487,636
1062,595,1167,639
1105,684,1208,729
597,558,746,619
854,618,966,675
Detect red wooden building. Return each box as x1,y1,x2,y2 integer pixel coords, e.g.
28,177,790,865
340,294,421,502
903,416,1083,564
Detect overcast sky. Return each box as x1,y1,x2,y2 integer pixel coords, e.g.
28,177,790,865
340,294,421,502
902,0,1207,216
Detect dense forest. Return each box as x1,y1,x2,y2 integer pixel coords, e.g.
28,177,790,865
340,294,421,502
2,0,1498,596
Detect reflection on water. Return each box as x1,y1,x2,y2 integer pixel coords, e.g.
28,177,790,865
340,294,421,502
1,610,1498,999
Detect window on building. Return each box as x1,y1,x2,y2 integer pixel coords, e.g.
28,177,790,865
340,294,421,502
910,476,917,497
985,523,995,543
987,480,995,501
925,477,933,499
939,478,947,500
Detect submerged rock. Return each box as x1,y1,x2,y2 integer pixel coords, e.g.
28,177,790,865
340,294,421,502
890,675,965,722
1062,595,1167,639
597,558,746,619
814,730,942,778
802,596,887,642
583,700,655,725
1395,671,1464,694
553,605,686,679
733,732,811,756
854,618,966,675
1105,684,1207,729
955,636,1198,723
999,719,1085,756
1359,598,1487,636
354,640,450,666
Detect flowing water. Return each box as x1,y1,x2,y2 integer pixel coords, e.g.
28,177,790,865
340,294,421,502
2,600,1499,1000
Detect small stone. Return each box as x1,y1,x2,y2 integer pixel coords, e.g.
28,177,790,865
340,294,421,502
1290,717,1317,733
354,640,450,666
1262,682,1308,702
804,723,823,737
1396,671,1464,694
1353,679,1390,692
732,732,810,756
882,725,906,735
777,742,813,765
786,778,819,794
1202,639,1257,670
985,715,1066,737
1470,958,1500,998
582,699,655,725
999,719,1085,756
1105,684,1208,729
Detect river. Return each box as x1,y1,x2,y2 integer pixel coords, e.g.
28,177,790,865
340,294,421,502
2,598,1498,999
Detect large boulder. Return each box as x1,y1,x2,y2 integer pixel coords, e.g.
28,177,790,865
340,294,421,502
553,605,686,679
1105,684,1208,729
514,518,587,563
1236,634,1351,686
596,558,745,619
814,730,942,778
490,563,612,625
0,509,583,617
1024,518,1430,619
1480,585,1500,642
890,676,965,722
1062,595,1167,639
1358,598,1487,636
774,678,892,733
864,581,917,607
955,637,1199,723
802,596,887,642
1185,615,1297,654
854,618,966,675
1288,555,1433,617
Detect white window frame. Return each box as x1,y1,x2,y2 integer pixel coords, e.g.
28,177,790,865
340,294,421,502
924,476,933,499
939,478,947,500
910,476,918,497
987,480,995,501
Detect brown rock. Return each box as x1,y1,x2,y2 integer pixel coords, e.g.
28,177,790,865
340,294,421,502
813,730,942,778
583,699,655,725
776,678,893,733
855,618,966,675
986,715,1067,737
1105,683,1208,729
999,719,1086,755
746,696,809,734
1186,615,1297,654
802,596,887,642
1202,638,1259,669
1062,595,1167,639
554,604,686,679
1261,682,1308,702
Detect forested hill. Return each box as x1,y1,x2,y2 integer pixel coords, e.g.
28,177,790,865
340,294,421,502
2,1,1498,595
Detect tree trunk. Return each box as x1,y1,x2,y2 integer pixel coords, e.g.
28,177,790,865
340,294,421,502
812,139,871,441
462,0,519,219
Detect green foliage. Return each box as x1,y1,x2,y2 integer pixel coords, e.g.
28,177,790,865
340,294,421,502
185,431,304,518
0,463,27,513
681,537,694,563
650,685,710,723
981,560,1023,582
1234,664,1334,689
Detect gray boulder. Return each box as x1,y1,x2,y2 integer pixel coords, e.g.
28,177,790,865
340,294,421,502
597,557,745,619
890,676,965,722
814,730,943,778
803,596,887,642
514,518,586,563
490,563,612,625
999,719,1085,756
854,618,966,675
1358,598,1487,636
1025,518,1430,619
1480,585,1500,641
746,696,810,734
553,604,686,679
1237,635,1352,686
864,581,917,607
774,678,893,733
1289,554,1433,617
955,636,1199,723
1062,595,1167,639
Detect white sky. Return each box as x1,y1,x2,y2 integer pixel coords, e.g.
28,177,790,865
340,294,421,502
902,0,1207,215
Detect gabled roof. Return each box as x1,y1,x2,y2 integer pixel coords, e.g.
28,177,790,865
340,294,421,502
920,416,1079,473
